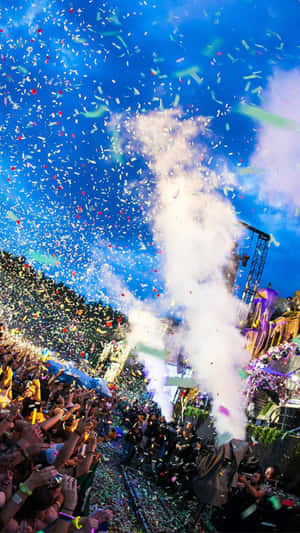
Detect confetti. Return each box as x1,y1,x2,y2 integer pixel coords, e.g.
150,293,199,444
237,369,248,379
135,344,169,360
270,234,280,247
269,496,282,510
241,503,257,519
218,405,230,416
235,104,298,129
82,105,109,118
174,65,201,79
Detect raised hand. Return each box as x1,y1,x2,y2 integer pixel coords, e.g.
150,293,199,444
75,418,93,436
87,431,97,452
61,475,78,512
26,466,60,491
71,403,81,413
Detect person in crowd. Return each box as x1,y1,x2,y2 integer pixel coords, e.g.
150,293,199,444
263,465,279,492
0,325,297,533
222,470,266,532
239,471,266,503
120,415,144,465
0,331,114,532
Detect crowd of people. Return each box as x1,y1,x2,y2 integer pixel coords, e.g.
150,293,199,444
117,397,298,532
0,324,117,532
0,321,298,533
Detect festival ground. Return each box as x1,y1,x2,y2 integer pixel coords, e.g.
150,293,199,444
88,429,300,533
89,441,200,533
85,382,300,533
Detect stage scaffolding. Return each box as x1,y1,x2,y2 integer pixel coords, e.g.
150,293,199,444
239,221,270,305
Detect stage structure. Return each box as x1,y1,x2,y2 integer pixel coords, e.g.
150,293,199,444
225,221,271,304
239,221,271,304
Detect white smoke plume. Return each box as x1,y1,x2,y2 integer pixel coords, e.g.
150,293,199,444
250,68,300,208
85,252,173,419
127,306,173,421
135,109,248,439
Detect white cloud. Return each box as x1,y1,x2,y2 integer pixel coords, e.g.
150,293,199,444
12,1,48,28
250,68,300,208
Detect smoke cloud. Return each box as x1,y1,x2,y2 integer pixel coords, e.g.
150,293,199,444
85,250,174,419
127,306,173,420
250,68,300,208
135,109,248,439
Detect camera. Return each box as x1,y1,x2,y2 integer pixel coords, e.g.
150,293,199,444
49,473,63,488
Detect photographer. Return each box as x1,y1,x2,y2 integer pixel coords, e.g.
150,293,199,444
224,470,265,532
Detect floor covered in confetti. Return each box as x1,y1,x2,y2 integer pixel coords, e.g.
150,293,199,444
88,435,300,533
88,441,200,533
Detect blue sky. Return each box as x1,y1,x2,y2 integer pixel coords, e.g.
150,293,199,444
0,0,300,311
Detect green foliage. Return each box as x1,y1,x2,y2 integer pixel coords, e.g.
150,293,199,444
185,406,210,422
251,424,284,445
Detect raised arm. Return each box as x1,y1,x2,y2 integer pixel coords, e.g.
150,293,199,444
54,419,90,471
75,431,98,478
46,475,78,533
240,475,265,502
40,407,64,432
0,466,58,528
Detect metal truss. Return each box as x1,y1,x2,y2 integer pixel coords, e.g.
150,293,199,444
240,221,270,305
